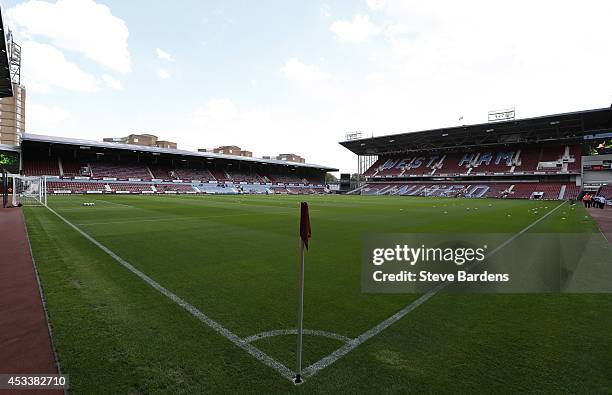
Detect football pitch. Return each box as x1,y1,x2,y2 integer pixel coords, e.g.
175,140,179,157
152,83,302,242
23,195,612,393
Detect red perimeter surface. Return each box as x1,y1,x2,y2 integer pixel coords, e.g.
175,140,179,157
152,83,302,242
589,206,612,244
0,207,61,394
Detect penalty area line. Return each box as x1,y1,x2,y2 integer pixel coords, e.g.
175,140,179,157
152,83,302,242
302,201,567,378
44,206,295,381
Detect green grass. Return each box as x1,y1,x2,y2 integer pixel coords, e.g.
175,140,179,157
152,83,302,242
23,195,612,394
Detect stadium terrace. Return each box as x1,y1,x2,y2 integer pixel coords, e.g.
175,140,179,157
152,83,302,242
17,133,337,195
340,107,612,201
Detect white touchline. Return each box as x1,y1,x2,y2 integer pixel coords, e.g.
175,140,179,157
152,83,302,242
45,206,296,381
301,201,567,378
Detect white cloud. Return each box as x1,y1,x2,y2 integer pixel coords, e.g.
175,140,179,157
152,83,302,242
366,0,386,10
29,103,71,124
155,48,174,62
7,0,131,73
185,100,313,160
194,99,239,122
330,14,381,43
157,68,171,79
101,74,123,90
319,4,331,18
22,41,98,92
27,81,53,94
366,71,384,82
281,58,331,83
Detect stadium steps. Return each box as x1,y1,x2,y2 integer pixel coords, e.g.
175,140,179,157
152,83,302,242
559,185,566,200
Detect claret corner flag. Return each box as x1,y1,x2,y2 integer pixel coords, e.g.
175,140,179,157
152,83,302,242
294,201,311,384
300,202,311,250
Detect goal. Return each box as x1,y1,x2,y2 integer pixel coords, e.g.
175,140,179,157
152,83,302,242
2,174,47,207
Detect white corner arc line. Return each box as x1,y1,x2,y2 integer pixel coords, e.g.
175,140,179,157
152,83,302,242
302,201,567,378
45,206,295,381
244,329,352,344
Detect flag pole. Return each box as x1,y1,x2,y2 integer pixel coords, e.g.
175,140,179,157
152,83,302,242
294,238,305,384
294,201,310,384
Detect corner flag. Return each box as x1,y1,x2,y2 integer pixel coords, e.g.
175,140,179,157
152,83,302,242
300,202,311,249
294,202,310,384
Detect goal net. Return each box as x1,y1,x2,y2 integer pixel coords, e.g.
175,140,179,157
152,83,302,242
3,175,48,207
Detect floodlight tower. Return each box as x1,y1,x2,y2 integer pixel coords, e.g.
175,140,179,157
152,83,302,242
0,29,25,146
345,131,376,187
7,29,21,85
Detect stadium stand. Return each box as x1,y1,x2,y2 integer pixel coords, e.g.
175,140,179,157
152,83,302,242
60,157,89,177
20,133,333,195
89,162,152,180
514,147,540,173
210,168,230,182
567,144,582,172
287,187,321,195
47,181,107,194
360,182,577,200
226,170,264,183
154,183,197,193
598,185,612,199
354,138,588,201
174,168,216,181
341,106,604,202
367,145,582,179
564,184,581,200
434,153,464,176
270,186,290,194
238,184,267,194
266,174,306,184
23,157,60,176
304,176,324,185
107,183,155,193
150,165,174,180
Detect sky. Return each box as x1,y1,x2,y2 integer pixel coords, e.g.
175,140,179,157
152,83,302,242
3,0,612,173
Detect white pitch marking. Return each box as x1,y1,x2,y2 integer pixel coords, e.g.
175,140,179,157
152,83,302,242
302,201,567,378
45,206,295,381
244,329,352,344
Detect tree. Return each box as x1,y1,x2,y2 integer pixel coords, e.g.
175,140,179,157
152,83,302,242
325,173,338,182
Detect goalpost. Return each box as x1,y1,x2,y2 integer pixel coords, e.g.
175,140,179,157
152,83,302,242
5,174,48,207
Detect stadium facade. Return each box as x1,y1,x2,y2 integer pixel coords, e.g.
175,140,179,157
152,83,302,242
340,107,612,201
